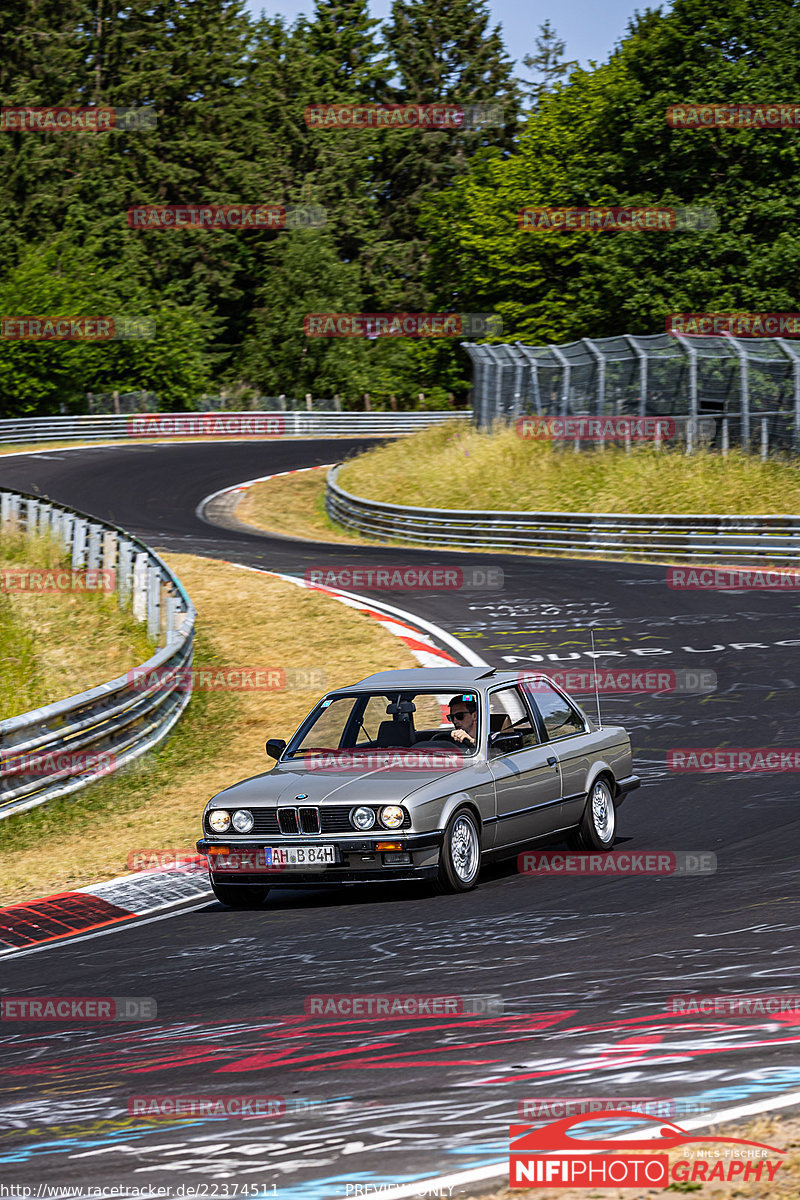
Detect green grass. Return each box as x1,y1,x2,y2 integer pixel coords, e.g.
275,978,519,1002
337,422,800,515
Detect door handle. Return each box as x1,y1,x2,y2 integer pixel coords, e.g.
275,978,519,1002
547,756,558,768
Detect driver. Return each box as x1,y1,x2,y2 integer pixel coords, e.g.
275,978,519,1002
447,694,478,747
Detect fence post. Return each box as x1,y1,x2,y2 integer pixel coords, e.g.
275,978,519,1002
722,419,729,456
761,418,769,462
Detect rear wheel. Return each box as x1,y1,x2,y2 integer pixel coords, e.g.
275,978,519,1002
566,778,616,851
435,807,481,893
210,880,270,908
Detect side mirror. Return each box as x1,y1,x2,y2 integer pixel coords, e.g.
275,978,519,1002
265,738,286,760
491,731,523,753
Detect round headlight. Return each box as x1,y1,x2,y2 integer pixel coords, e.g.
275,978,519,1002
232,809,254,833
208,809,231,833
351,806,376,830
380,805,405,830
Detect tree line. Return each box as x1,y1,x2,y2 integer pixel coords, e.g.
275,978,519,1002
1,0,798,415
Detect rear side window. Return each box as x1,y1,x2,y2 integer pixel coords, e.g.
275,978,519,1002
523,680,585,740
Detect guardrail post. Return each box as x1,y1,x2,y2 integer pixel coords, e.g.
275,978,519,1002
87,523,102,571
146,563,162,640
165,595,182,645
1,493,14,528
72,518,88,568
118,540,134,607
38,503,52,537
132,551,148,621
25,497,40,535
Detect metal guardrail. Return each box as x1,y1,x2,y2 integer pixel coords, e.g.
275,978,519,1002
326,466,800,564
0,411,469,445
0,491,195,819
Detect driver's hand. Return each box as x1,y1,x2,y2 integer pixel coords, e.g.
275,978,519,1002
451,728,474,745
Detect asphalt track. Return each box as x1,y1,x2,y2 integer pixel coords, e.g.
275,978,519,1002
2,439,800,1198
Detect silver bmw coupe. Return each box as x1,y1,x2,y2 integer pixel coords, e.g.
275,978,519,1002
196,667,639,906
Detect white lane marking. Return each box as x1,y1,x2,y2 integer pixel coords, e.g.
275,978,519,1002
370,1088,800,1199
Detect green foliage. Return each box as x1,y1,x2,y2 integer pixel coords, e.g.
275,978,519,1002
4,0,800,406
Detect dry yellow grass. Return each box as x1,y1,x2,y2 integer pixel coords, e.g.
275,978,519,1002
466,1111,800,1200
235,466,375,543
0,530,151,718
0,552,416,904
338,422,800,516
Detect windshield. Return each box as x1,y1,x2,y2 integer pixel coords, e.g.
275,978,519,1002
285,690,480,758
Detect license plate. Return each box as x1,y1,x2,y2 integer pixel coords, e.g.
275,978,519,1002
264,845,336,867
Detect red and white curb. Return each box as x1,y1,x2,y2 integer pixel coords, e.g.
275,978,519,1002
0,559,485,957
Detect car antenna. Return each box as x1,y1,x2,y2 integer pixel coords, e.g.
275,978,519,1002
590,629,602,729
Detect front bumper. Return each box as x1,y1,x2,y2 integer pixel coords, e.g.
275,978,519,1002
195,832,443,887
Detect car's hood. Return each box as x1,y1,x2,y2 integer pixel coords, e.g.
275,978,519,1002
210,758,465,806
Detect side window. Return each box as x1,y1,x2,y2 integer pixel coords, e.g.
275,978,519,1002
488,686,540,757
523,680,585,740
354,695,392,745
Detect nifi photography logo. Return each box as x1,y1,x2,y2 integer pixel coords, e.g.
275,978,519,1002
509,1112,784,1188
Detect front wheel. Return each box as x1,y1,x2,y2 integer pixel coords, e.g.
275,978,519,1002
435,807,481,893
210,880,271,908
566,778,616,851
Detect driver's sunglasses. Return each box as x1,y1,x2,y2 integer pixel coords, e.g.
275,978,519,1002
449,710,471,721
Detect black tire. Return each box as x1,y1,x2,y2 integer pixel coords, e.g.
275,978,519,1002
434,807,481,893
566,777,616,851
210,880,271,908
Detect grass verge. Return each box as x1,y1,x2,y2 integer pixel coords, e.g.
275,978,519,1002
0,529,152,719
337,422,800,515
464,1111,800,1199
0,552,416,905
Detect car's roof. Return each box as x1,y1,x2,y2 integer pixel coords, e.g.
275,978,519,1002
328,667,543,694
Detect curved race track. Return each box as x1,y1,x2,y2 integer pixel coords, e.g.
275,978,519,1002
2,439,800,1198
